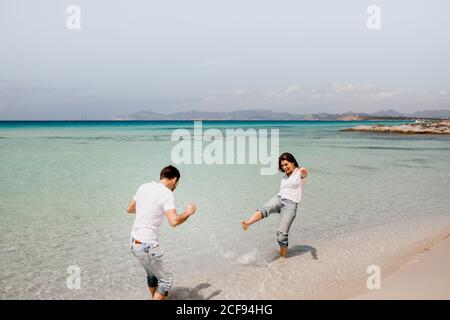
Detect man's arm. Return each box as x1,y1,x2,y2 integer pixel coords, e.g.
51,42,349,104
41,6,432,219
126,200,136,214
165,202,197,227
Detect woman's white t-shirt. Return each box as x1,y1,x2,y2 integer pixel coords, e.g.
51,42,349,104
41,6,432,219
277,168,305,203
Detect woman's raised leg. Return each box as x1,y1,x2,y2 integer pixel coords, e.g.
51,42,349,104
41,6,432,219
241,210,263,230
242,196,281,231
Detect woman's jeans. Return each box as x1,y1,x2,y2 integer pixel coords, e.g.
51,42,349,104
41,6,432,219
258,195,298,247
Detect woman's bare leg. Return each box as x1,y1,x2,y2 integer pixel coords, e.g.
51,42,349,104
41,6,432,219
280,246,288,258
242,210,263,230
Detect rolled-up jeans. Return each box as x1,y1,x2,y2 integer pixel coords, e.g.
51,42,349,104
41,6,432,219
130,238,173,296
258,195,298,247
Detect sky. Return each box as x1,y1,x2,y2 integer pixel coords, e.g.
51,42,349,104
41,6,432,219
0,0,449,119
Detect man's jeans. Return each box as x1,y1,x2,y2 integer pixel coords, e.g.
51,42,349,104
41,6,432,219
130,238,173,296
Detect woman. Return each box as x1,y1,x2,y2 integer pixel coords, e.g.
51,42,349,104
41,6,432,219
242,152,308,258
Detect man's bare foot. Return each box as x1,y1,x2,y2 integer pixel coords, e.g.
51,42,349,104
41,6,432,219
241,221,250,231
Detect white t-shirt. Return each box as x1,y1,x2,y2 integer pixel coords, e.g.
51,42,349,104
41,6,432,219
130,181,176,245
277,168,305,203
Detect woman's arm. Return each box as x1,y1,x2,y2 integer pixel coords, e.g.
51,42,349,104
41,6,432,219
300,167,308,179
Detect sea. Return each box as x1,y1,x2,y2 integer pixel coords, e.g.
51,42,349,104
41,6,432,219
1,120,450,299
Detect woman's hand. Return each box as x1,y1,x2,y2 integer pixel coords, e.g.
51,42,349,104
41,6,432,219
300,167,308,179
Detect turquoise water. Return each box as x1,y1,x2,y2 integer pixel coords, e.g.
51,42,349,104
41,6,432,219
1,120,450,299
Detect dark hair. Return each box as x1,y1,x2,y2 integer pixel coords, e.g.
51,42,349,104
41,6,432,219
160,165,181,180
278,152,299,172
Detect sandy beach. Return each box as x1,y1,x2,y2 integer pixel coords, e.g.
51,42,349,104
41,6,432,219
353,235,450,300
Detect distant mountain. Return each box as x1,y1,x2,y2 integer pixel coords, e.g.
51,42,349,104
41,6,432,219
113,109,450,121
120,111,166,120
371,109,405,117
227,109,302,120
411,109,450,119
114,109,305,120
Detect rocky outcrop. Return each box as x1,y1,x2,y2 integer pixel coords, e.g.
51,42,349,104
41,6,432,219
342,120,450,134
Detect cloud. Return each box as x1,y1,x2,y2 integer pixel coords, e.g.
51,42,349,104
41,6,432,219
202,58,233,67
262,83,404,102
308,93,321,100
266,84,301,99
285,84,300,94
330,82,356,93
201,82,450,114
373,90,400,98
203,96,217,103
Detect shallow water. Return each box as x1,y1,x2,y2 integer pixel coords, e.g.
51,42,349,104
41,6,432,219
1,120,450,299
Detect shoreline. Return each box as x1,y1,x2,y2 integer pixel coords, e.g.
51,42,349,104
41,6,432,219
351,234,450,300
169,214,450,300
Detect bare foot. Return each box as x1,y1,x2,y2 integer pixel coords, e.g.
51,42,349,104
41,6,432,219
241,221,250,231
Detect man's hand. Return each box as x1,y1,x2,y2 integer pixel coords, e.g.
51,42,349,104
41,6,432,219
300,167,308,179
165,202,198,227
185,202,198,216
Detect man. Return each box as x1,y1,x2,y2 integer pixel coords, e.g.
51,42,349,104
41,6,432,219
127,165,197,300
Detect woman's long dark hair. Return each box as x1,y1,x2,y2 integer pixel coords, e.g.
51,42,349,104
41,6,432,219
278,152,299,172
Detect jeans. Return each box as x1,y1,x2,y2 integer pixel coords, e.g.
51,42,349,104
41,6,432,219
130,238,173,296
258,195,298,247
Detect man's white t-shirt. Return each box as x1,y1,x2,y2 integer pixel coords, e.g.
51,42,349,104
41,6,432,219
277,168,305,203
131,181,176,245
